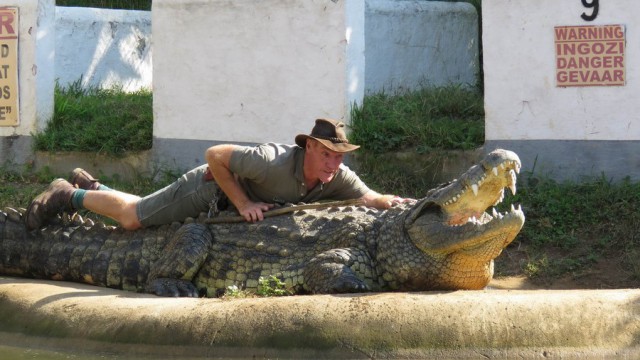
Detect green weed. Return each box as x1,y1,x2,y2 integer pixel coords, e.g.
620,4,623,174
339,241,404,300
220,276,292,299
34,81,153,156
256,276,292,297
222,285,255,299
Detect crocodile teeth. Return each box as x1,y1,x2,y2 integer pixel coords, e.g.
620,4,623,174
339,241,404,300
508,169,517,195
493,189,505,206
471,184,479,196
445,194,460,206
492,167,498,176
492,208,498,217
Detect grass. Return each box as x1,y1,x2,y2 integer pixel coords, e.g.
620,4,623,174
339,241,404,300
56,0,151,10
33,81,153,156
496,175,640,285
349,85,485,199
53,0,479,14
350,86,484,154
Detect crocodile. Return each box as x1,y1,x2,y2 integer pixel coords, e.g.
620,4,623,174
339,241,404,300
0,149,524,297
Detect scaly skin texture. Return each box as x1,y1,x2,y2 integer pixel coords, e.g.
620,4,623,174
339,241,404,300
0,149,525,297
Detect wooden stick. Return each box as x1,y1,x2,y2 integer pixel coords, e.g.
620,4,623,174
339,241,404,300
204,199,364,224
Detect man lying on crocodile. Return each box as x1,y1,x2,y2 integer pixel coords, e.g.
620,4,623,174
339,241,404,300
24,118,414,231
1,147,524,297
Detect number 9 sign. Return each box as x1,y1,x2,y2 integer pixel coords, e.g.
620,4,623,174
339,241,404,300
581,0,599,21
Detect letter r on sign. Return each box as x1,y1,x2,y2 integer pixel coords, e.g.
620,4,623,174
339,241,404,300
0,12,15,35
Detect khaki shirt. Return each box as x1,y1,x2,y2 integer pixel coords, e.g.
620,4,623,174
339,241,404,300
229,143,370,204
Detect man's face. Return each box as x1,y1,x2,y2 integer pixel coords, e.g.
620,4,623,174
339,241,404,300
306,140,344,184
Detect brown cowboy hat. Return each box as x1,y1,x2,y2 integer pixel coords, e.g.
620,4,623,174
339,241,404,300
295,118,360,153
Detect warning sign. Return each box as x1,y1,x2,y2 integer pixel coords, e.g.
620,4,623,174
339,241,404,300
555,24,625,87
0,7,18,126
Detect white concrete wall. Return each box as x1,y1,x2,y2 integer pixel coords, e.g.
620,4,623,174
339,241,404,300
152,0,364,147
55,7,152,92
365,0,479,93
484,0,639,141
52,2,479,97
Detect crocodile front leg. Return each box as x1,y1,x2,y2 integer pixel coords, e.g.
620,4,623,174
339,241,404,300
146,223,213,297
303,248,378,294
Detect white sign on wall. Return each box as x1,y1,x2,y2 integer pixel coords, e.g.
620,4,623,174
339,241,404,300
0,6,18,126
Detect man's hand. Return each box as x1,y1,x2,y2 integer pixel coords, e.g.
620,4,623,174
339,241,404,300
360,191,416,210
382,195,416,208
238,201,275,222
377,195,416,209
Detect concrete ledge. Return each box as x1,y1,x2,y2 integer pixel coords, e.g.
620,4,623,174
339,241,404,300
32,150,154,180
27,147,486,188
1,277,639,358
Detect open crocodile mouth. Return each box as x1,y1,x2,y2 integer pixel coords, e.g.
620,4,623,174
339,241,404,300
405,149,525,254
436,149,523,227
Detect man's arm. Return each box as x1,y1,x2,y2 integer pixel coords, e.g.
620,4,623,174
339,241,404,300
205,144,274,222
359,190,415,209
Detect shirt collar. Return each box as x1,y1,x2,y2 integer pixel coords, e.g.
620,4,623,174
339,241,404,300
294,146,306,183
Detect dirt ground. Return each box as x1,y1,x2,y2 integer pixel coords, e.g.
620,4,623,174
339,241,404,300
492,242,638,290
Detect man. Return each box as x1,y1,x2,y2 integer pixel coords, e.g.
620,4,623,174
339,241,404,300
25,118,412,231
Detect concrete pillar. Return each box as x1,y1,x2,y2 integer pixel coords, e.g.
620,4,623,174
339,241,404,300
484,0,640,181
151,0,365,171
0,0,55,168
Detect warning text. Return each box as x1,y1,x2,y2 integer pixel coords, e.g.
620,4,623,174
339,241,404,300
555,24,626,87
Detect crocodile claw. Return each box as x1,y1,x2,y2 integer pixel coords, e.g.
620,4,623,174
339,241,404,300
333,278,371,293
147,278,199,297
331,276,370,293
